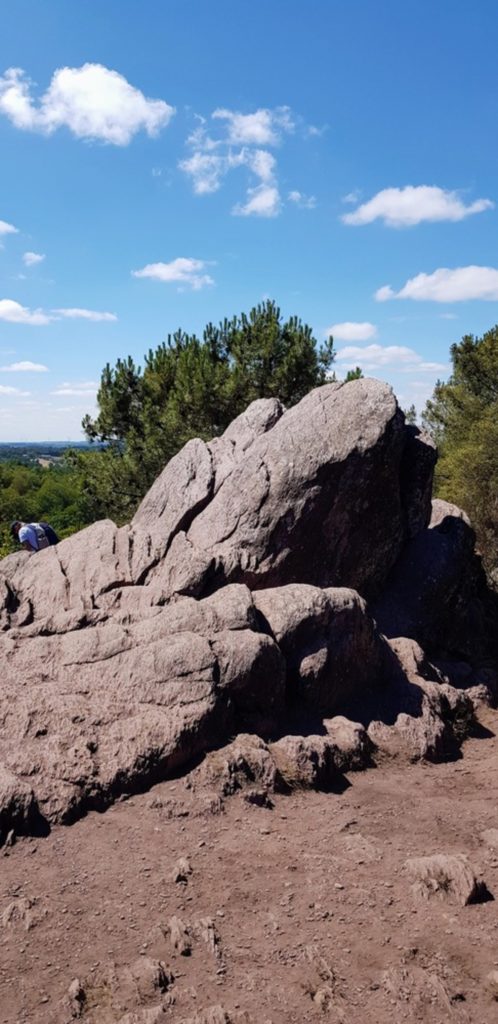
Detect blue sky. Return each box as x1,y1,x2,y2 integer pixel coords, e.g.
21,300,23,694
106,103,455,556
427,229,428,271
1,0,498,440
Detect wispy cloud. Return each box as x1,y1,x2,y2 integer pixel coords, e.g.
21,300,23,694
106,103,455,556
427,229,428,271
376,266,498,302
53,307,117,321
23,251,45,266
0,218,18,236
341,190,362,205
180,105,311,217
233,184,281,218
342,186,494,227
326,321,377,342
336,342,449,373
132,257,214,290
212,106,294,145
0,299,118,324
0,64,175,145
0,360,48,372
288,190,316,209
0,383,30,396
0,299,52,325
52,380,99,396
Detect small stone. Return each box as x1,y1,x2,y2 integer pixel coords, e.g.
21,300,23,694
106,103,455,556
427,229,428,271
485,970,498,1000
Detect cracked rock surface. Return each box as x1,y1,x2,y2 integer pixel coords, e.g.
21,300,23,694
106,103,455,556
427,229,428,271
0,378,497,841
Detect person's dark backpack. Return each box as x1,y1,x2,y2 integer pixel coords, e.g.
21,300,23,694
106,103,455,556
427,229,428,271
40,522,59,546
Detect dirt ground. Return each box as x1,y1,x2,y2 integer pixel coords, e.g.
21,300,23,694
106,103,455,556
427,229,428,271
2,710,498,1024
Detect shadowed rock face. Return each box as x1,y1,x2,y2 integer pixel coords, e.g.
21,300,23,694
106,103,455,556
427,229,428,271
0,378,496,841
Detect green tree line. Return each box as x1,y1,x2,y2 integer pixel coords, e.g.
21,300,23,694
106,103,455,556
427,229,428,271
76,300,338,522
423,324,498,573
0,460,88,558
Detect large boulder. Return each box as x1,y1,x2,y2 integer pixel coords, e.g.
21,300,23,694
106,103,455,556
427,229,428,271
0,587,284,827
178,379,407,598
0,378,496,838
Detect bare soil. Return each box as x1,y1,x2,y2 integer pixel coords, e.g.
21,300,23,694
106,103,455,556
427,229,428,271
2,710,498,1024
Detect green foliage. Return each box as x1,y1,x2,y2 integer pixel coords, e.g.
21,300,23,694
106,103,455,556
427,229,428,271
0,458,88,558
404,404,417,425
424,325,498,569
80,301,336,522
344,366,363,382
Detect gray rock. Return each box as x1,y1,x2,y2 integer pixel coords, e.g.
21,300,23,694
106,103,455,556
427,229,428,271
185,379,406,598
190,734,282,797
132,437,214,584
374,499,498,660
367,637,475,762
253,584,383,713
0,378,496,838
405,853,486,906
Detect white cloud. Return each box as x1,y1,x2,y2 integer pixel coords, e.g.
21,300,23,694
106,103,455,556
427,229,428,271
342,186,494,227
248,149,277,182
0,299,52,325
52,380,98,396
179,151,227,194
336,342,448,373
181,106,300,215
0,384,30,395
341,190,361,205
23,251,45,266
306,123,327,138
0,64,175,145
0,219,18,236
132,257,214,290
376,266,498,302
0,360,48,372
180,146,274,196
53,307,117,321
233,184,281,218
288,190,316,209
327,321,377,342
212,106,294,145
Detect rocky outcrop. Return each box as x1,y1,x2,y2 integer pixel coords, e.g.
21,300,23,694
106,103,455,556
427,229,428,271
0,377,496,841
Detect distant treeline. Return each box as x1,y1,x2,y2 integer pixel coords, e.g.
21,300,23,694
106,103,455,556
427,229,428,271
0,442,98,465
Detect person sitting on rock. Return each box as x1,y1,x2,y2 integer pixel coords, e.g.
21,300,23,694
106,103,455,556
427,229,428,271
10,520,59,552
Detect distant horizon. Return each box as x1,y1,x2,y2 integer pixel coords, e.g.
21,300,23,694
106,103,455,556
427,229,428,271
0,439,97,446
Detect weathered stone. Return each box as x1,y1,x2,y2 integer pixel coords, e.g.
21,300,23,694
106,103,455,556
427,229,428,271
253,584,383,713
208,396,284,493
405,853,486,906
184,380,406,599
374,499,497,660
131,437,214,584
212,629,285,731
0,378,496,837
322,716,375,771
367,637,475,762
190,734,281,797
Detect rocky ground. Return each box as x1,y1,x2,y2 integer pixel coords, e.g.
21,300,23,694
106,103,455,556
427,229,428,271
2,707,498,1024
